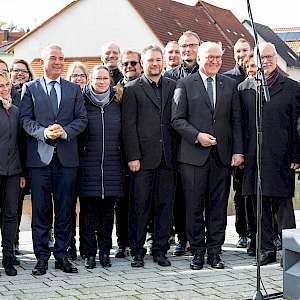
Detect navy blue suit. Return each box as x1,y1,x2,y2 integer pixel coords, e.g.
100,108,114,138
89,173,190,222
20,77,87,261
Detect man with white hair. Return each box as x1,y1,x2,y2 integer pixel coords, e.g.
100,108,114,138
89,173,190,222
239,42,300,265
101,41,123,86
172,41,243,270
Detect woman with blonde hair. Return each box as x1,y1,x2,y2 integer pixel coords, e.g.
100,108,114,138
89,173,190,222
66,61,88,90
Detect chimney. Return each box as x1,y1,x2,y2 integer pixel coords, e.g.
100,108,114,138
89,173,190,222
3,29,9,44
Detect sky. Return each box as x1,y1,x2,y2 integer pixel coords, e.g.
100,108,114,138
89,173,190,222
0,0,299,30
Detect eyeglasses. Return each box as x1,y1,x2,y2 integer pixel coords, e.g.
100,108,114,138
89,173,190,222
93,77,110,81
122,61,139,67
71,74,87,79
261,54,275,61
179,43,199,49
206,55,222,62
12,69,29,74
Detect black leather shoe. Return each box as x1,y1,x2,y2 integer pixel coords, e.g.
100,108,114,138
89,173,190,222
259,252,276,266
153,253,171,267
115,246,126,258
236,236,248,248
55,257,78,273
131,254,144,267
99,253,111,268
207,254,225,269
190,253,204,270
84,256,96,269
3,256,17,276
32,259,48,276
174,242,186,256
67,246,77,261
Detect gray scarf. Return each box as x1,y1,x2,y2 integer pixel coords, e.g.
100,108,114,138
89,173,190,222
90,86,110,106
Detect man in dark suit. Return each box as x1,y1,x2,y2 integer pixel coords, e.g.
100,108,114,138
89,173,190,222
239,42,300,265
172,41,243,270
223,38,255,250
20,45,87,275
122,45,176,268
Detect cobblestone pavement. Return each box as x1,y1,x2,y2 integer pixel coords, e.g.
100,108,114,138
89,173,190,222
1,211,296,300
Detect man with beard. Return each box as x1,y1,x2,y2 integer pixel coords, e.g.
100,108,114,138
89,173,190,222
123,45,176,268
172,42,243,270
114,50,143,258
101,41,123,86
239,42,300,265
164,41,181,71
223,39,255,250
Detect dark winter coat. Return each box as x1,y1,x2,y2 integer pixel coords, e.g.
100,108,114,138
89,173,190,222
78,85,125,199
239,75,300,197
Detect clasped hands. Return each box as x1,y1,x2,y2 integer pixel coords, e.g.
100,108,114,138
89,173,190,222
45,124,65,140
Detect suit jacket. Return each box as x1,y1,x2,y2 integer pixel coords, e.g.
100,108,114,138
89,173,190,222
20,77,87,167
172,72,243,167
239,75,300,197
122,75,177,170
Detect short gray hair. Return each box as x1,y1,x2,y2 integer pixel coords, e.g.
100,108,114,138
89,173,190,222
258,42,277,55
101,41,120,55
198,41,223,59
41,45,63,60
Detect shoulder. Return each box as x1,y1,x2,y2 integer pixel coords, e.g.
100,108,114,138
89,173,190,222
124,77,140,89
162,76,176,87
164,66,180,79
218,73,236,85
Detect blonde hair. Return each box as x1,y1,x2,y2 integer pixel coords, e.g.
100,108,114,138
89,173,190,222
66,61,88,81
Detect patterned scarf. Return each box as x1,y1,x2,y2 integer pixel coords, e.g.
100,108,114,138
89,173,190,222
266,66,279,88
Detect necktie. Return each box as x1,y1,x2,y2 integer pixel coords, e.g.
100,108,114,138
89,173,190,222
49,81,58,116
206,77,214,109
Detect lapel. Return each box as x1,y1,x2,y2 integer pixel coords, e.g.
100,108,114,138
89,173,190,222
269,74,284,98
161,77,171,111
35,78,55,117
140,75,160,110
214,74,224,117
195,72,214,114
57,78,67,116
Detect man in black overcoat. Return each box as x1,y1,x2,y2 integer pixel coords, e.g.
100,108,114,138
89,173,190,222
239,42,300,265
122,45,176,268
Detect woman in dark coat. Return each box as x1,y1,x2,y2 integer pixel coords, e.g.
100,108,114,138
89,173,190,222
78,65,124,269
238,43,300,265
0,71,26,276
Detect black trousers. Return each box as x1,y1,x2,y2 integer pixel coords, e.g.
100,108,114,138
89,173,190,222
29,155,77,261
80,197,115,257
115,175,130,248
251,195,296,253
180,151,231,255
129,162,175,256
0,175,20,257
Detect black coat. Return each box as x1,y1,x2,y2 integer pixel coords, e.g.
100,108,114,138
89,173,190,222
122,75,177,170
172,72,243,167
223,64,246,86
78,86,125,199
239,75,300,197
164,62,199,81
0,104,22,176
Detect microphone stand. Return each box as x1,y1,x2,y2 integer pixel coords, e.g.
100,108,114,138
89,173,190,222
246,1,270,299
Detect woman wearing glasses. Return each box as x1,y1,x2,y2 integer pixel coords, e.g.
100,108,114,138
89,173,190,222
0,71,26,276
66,62,88,90
78,65,124,269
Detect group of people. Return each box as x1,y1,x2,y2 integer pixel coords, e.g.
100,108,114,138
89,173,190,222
0,29,299,277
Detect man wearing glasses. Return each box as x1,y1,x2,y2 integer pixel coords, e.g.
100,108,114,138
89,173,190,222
172,42,243,270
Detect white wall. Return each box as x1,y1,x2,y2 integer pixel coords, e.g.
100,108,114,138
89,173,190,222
288,67,300,82
11,0,162,62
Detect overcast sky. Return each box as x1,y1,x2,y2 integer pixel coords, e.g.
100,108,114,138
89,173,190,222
0,0,298,30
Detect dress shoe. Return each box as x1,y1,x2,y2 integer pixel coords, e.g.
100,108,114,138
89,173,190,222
84,256,96,269
12,255,20,266
32,259,48,276
67,246,77,261
236,236,248,248
115,246,126,258
259,252,276,266
153,253,171,267
247,248,256,257
190,253,204,270
99,253,111,268
207,254,225,269
55,257,78,273
174,242,186,256
3,256,17,276
131,254,144,268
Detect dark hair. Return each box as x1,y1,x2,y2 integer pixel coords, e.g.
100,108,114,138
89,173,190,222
10,59,34,80
120,50,141,63
141,45,163,60
242,51,255,74
0,59,9,72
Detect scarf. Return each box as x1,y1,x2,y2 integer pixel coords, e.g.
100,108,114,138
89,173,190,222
90,86,110,107
266,67,279,88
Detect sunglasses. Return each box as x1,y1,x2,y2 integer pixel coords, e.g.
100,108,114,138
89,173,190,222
122,61,139,67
